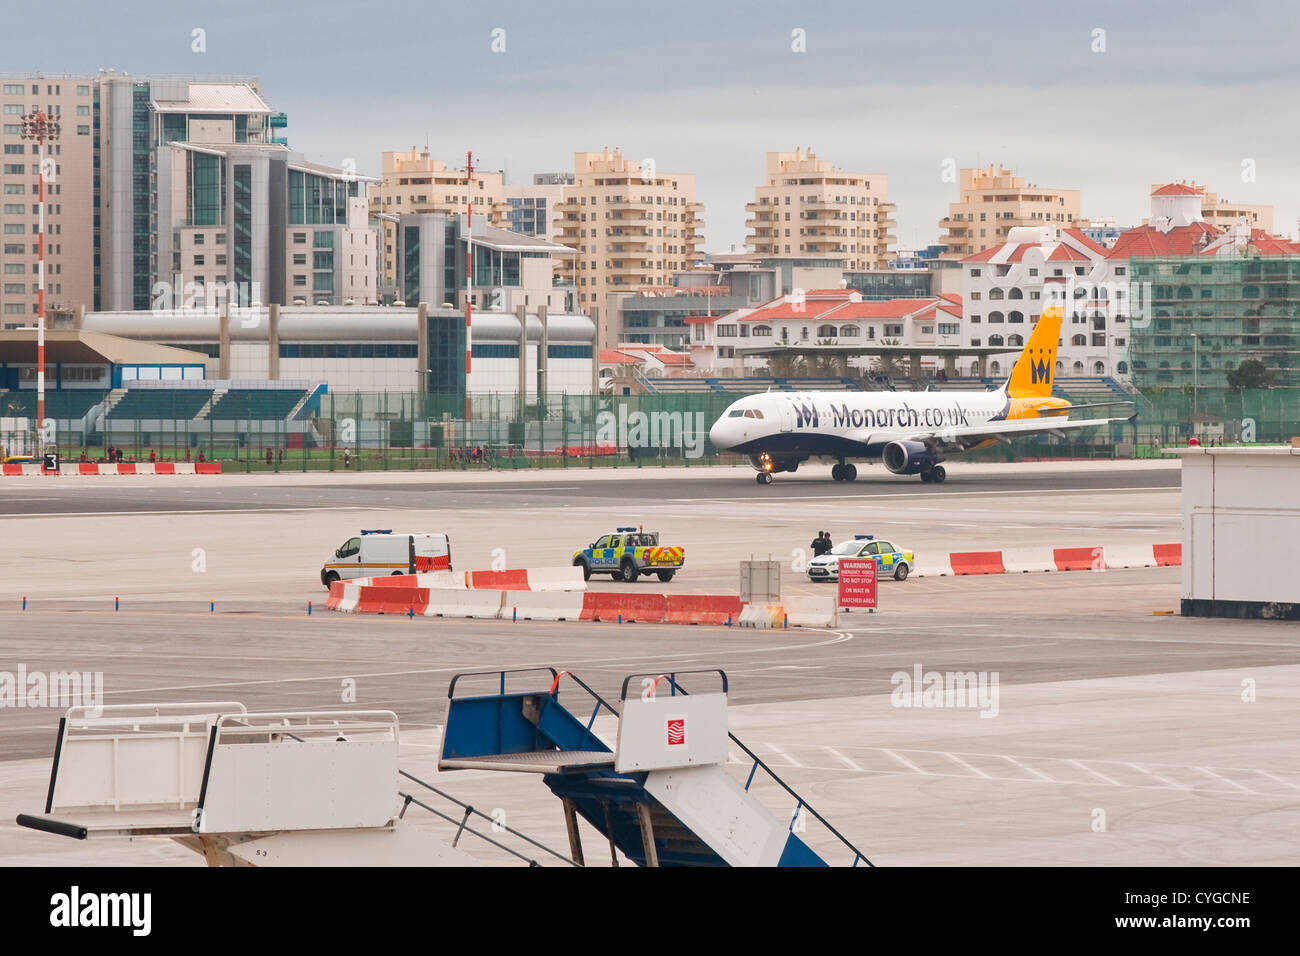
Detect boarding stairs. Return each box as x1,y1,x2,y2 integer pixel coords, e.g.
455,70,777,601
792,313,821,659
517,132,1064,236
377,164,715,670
16,702,573,867
437,668,872,867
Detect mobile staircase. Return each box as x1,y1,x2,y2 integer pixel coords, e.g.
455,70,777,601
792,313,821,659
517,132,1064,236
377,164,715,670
438,667,872,867
17,702,576,867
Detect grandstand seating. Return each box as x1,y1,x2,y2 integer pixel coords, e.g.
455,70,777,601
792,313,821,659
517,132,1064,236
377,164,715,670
106,389,213,420
0,390,109,419
207,388,308,421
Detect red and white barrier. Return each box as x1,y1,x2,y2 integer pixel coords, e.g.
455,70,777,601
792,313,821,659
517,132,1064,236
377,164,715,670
1,462,222,476
916,543,1181,577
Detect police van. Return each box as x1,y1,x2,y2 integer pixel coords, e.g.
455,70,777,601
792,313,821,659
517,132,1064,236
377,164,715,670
321,530,452,587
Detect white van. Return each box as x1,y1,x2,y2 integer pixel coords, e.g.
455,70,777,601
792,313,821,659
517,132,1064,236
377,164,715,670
321,530,452,587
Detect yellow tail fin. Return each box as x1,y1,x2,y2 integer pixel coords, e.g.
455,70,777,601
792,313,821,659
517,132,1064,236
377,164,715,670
1006,306,1062,398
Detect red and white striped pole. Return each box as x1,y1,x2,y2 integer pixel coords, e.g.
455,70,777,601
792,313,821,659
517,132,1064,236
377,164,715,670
22,110,58,455
464,150,473,422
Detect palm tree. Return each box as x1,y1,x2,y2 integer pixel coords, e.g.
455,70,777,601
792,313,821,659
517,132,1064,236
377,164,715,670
766,351,807,378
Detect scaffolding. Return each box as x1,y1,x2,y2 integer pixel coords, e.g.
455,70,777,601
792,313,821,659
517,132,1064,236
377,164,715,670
1129,255,1300,389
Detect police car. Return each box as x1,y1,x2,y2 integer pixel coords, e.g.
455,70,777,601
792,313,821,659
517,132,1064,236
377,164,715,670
807,535,915,582
573,526,685,583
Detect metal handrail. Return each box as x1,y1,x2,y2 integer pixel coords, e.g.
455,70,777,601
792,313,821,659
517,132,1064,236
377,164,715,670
619,669,728,700
446,666,558,700
658,670,873,868
398,769,579,867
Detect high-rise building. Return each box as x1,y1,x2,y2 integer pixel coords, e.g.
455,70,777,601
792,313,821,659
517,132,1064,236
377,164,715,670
367,149,504,288
94,74,371,311
939,165,1081,259
745,149,895,271
0,74,96,328
556,148,703,347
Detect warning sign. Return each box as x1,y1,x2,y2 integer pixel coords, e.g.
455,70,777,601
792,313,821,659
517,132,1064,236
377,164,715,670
837,558,877,610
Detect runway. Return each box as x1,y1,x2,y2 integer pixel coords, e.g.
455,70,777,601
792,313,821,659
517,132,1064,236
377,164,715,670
3,458,1298,866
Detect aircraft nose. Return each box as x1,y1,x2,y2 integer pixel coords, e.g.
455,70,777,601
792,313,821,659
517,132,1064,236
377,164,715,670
709,417,730,449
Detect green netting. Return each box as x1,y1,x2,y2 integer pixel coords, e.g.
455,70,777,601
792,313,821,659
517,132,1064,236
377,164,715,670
2,386,1296,472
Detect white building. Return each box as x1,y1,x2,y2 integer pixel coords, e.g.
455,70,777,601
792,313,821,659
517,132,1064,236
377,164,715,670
692,289,963,376
962,225,1128,379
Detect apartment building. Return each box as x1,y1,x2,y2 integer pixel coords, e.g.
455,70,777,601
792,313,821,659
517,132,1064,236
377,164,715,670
497,173,572,243
0,74,96,328
557,148,703,347
940,165,1081,259
1143,181,1273,234
745,148,896,271
368,149,504,287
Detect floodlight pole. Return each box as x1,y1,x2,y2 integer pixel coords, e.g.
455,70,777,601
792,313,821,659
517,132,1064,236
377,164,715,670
21,110,60,456
465,150,473,422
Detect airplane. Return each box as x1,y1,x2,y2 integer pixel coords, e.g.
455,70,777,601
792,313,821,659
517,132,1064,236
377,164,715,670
706,305,1133,484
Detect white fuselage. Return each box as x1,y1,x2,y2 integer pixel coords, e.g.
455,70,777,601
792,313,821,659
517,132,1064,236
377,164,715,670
708,389,1011,458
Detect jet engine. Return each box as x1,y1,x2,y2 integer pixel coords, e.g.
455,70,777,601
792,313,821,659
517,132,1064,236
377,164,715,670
882,440,936,476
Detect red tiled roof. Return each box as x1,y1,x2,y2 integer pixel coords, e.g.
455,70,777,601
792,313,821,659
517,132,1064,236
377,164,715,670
1107,222,1222,258
1151,183,1200,196
739,299,844,322
681,314,721,324
1201,229,1300,257
804,288,857,297
1003,244,1034,263
938,292,962,305
962,247,1002,263
937,301,962,318
599,349,639,364
1060,227,1110,256
829,298,938,320
1047,244,1089,261
657,353,693,366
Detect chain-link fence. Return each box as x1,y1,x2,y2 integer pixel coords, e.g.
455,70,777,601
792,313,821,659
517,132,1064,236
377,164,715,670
2,387,1296,472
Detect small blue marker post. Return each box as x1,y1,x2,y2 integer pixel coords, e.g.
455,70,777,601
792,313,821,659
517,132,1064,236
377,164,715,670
408,606,414,619
513,607,517,623
115,596,119,612
726,613,731,626
618,612,623,625
22,596,26,610
307,601,312,615
210,601,215,613
784,614,789,629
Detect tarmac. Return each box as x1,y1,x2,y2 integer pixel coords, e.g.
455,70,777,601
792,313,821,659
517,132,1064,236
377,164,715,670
2,458,1297,866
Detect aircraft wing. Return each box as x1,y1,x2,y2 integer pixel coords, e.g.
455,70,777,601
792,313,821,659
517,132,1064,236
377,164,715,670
900,416,1127,452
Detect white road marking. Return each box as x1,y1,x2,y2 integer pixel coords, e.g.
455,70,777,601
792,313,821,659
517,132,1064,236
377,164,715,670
1254,770,1300,791
822,746,863,771
882,749,926,774
1003,755,1054,781
1195,766,1257,794
764,743,803,768
944,752,992,778
1127,761,1189,789
1069,759,1122,787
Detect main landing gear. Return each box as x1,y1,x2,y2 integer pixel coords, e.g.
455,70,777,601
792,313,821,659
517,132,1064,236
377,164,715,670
831,462,858,482
919,465,947,483
755,471,773,485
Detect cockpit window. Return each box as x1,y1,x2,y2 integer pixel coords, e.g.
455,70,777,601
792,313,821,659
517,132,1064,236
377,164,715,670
727,409,745,418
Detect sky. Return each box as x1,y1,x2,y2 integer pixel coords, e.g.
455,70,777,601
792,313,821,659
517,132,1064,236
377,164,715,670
13,0,1300,250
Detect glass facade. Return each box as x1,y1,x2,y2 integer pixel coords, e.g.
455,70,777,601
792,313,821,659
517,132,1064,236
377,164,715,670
232,164,252,288
288,170,357,225
426,313,467,396
131,85,152,310
403,225,420,304
188,151,224,226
